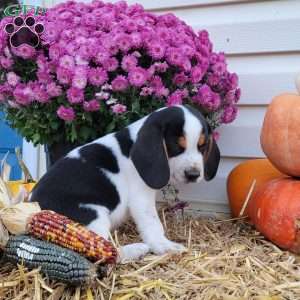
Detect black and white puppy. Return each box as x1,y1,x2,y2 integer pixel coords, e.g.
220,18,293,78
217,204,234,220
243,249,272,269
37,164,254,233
30,105,220,259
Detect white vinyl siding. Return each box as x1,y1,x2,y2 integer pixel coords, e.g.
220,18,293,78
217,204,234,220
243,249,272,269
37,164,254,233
24,0,300,214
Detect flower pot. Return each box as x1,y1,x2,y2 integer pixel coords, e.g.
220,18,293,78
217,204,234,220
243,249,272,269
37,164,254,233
45,142,81,168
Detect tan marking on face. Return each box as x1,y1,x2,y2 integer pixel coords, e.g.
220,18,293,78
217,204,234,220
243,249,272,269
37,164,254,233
178,136,187,149
198,133,206,147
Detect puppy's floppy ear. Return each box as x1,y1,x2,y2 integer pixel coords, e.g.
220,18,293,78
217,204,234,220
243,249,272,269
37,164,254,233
204,136,220,181
130,112,170,189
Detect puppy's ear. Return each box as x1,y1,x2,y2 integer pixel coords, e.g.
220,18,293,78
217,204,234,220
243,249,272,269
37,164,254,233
130,113,170,189
204,136,220,181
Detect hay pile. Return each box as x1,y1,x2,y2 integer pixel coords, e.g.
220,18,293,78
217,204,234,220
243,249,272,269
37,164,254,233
1,209,300,300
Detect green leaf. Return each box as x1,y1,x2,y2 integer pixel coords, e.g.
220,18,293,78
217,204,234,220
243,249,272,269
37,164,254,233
106,119,116,134
50,122,59,130
70,123,77,142
132,99,140,112
32,133,40,144
79,126,92,141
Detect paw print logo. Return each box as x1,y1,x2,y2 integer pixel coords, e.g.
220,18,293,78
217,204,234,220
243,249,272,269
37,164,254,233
4,16,44,48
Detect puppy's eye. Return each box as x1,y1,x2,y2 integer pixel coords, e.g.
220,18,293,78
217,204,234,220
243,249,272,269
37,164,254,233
177,136,186,149
198,134,206,146
198,134,207,151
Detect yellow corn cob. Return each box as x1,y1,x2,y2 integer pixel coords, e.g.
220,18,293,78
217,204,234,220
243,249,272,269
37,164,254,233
27,210,117,264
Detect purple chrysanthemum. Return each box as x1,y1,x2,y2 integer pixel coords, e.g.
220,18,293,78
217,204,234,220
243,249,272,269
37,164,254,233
221,105,238,123
0,0,240,146
111,103,127,114
88,68,108,86
83,99,100,112
57,105,75,121
57,67,73,85
67,87,84,104
12,45,36,59
128,67,148,87
6,72,20,87
166,89,188,107
173,73,188,86
111,75,129,91
13,84,33,106
121,55,138,72
46,82,62,97
190,66,204,84
148,42,166,60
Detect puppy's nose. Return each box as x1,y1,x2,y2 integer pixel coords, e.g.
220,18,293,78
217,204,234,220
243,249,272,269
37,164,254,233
184,169,200,182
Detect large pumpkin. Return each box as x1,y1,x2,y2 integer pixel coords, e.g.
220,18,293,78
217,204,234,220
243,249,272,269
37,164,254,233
227,159,284,217
248,177,300,253
260,93,300,176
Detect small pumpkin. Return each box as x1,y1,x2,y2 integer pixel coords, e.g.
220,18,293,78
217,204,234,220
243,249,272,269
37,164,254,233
260,93,300,176
227,159,284,217
248,177,300,253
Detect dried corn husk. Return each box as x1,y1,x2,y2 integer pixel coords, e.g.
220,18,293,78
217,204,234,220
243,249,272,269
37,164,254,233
0,219,9,248
0,202,41,234
0,177,11,208
15,147,34,183
11,185,30,205
6,180,36,200
0,151,11,181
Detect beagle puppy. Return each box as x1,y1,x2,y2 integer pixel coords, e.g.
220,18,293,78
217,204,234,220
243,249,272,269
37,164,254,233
30,105,220,260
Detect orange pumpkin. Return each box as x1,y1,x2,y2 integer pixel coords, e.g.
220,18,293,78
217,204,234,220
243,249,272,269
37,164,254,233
260,93,300,176
248,177,300,253
227,159,285,217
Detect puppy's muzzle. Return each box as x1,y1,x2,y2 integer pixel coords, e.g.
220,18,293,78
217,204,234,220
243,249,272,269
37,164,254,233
184,168,200,182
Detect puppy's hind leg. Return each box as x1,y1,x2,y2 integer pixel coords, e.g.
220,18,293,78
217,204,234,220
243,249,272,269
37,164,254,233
82,204,111,239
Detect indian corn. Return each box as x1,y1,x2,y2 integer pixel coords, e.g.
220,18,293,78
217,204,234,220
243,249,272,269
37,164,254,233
27,210,117,263
4,235,100,285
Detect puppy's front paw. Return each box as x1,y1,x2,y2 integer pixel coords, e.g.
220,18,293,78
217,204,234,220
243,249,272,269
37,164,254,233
148,239,187,255
118,243,150,263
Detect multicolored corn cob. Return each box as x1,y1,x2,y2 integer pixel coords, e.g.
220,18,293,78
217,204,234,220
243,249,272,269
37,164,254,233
27,210,117,264
4,235,101,285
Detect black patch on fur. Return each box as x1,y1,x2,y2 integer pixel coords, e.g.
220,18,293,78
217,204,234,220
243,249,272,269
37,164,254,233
164,113,185,158
204,137,221,181
80,144,119,173
131,107,185,189
115,128,133,158
30,144,120,225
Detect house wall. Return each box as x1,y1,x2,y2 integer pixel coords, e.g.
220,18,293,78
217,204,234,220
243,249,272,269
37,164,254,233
24,0,300,214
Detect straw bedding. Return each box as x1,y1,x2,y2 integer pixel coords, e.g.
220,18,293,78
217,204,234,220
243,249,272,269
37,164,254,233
0,207,299,300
